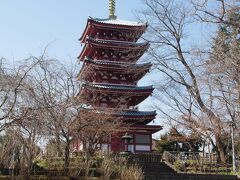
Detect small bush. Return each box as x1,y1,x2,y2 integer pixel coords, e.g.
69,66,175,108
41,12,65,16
36,159,48,169
185,160,197,166
174,160,185,171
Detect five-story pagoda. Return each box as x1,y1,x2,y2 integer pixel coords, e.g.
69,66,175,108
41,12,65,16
77,0,162,152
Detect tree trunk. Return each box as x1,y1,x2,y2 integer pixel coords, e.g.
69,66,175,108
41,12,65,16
56,134,62,157
237,63,240,123
196,97,226,163
64,140,70,175
215,134,226,164
177,35,227,163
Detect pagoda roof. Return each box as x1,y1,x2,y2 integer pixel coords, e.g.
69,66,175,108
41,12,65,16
129,125,162,134
114,110,156,116
85,83,153,91
84,57,151,68
77,57,151,82
81,107,156,117
105,110,157,125
79,83,154,106
78,37,149,61
79,108,156,125
80,17,148,42
87,37,148,47
89,17,147,27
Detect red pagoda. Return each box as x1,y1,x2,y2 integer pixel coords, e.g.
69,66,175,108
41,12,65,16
77,0,162,153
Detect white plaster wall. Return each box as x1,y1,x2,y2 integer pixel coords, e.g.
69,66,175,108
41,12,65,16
135,145,150,151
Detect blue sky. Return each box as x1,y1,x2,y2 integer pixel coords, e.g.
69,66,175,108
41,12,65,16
0,0,163,133
0,0,144,62
0,1,215,137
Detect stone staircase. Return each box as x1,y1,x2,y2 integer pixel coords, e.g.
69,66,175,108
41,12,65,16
132,152,238,180
140,162,239,180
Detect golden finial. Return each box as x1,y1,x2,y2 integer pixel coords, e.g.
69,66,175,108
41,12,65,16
109,0,117,19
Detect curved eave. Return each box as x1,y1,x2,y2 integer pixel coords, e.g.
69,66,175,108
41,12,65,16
87,37,149,48
117,113,156,125
127,118,153,125
129,125,162,134
78,43,89,61
84,57,152,69
77,57,151,80
83,83,154,93
77,67,149,82
79,108,156,119
78,108,157,126
78,84,154,106
80,18,93,43
78,38,149,60
79,17,148,42
123,119,154,125
78,89,153,108
114,110,156,117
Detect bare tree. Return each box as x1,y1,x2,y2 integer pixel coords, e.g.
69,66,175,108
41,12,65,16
21,56,122,174
202,2,240,123
0,53,137,176
138,0,239,162
191,0,240,26
0,57,39,126
0,57,46,177
77,108,122,156
19,57,81,173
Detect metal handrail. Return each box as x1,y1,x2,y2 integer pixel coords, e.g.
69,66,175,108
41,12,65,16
164,151,218,164
162,151,179,169
163,151,232,173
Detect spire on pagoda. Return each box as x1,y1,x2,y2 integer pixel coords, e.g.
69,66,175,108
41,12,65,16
109,0,117,19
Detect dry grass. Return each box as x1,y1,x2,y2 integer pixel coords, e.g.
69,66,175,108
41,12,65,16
120,163,144,180
101,155,115,180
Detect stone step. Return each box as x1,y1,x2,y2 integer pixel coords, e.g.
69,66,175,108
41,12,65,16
140,162,238,180
142,168,175,173
144,173,238,180
139,162,176,173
